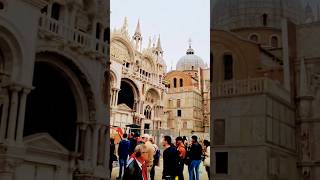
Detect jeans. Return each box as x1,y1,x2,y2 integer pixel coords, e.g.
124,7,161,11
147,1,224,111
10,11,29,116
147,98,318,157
188,160,201,180
118,158,127,178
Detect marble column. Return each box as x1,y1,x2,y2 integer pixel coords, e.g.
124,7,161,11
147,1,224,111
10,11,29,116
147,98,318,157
16,88,32,144
114,89,120,106
91,124,99,166
7,85,21,144
97,126,106,166
0,93,9,143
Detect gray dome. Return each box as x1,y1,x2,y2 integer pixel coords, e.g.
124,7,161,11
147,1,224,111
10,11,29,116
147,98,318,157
212,0,303,30
176,46,205,71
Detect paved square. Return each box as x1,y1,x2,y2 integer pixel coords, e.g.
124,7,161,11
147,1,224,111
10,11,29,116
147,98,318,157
111,158,209,180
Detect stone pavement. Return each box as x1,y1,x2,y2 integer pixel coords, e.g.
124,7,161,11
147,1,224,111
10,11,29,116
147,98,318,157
111,158,209,180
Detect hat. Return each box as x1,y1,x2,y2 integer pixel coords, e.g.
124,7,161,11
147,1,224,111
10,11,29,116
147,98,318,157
142,134,150,139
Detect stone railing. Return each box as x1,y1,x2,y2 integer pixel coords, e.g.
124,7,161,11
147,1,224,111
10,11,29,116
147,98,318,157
122,66,165,88
213,78,290,102
38,14,108,57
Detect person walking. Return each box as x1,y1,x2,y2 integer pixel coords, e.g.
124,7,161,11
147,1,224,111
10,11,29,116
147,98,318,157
149,137,160,180
176,136,186,180
188,135,203,180
123,144,149,180
129,132,139,156
117,133,131,180
162,136,178,180
144,134,155,180
109,138,117,178
203,140,210,179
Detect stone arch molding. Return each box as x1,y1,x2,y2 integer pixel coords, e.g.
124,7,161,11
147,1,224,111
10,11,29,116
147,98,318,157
145,88,160,103
0,23,24,82
35,51,96,123
111,35,135,63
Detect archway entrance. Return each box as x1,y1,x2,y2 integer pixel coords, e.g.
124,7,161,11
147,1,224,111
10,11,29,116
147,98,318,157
117,80,136,109
24,61,77,151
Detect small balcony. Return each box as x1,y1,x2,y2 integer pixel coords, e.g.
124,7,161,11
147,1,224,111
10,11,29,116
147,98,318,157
38,14,108,58
213,77,291,102
121,66,165,88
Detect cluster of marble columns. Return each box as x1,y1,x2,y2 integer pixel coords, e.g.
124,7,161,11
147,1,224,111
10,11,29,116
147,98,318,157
74,123,109,170
0,84,32,145
110,87,120,107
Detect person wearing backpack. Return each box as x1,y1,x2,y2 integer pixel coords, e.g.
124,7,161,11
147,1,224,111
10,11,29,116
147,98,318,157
175,136,186,180
188,135,203,180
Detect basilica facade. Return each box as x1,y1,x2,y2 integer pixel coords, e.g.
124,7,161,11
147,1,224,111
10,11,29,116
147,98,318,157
211,0,320,180
0,0,110,179
110,18,168,137
110,19,211,139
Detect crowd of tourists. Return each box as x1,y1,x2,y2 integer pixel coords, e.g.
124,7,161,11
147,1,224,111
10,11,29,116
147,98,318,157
109,132,210,180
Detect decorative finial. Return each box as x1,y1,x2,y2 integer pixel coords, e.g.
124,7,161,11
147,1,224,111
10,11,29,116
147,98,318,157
157,35,163,51
148,36,152,48
188,38,192,48
122,17,128,33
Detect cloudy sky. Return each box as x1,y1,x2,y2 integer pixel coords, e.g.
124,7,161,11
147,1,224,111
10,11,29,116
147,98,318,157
110,0,210,71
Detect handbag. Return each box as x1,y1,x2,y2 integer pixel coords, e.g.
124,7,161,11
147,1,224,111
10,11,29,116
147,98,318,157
203,156,210,167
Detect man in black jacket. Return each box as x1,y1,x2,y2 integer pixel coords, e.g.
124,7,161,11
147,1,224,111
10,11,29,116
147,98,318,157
123,144,149,180
188,135,202,180
162,136,179,180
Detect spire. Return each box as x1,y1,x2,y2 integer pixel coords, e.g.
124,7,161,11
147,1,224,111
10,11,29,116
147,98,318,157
154,35,163,56
121,17,128,33
188,38,192,48
186,38,195,55
152,35,156,48
148,36,152,48
156,35,163,51
134,19,141,36
300,57,308,96
132,19,142,51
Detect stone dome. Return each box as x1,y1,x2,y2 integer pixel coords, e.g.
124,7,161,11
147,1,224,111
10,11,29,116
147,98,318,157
176,45,205,71
212,0,303,30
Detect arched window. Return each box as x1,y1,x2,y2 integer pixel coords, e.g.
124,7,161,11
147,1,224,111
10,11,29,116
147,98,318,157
223,54,233,80
173,78,177,88
51,3,61,20
144,106,152,119
262,14,268,26
179,78,183,87
250,34,258,42
271,36,278,48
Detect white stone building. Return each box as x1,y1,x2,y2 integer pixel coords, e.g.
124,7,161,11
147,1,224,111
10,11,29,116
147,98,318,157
110,18,167,135
0,0,110,179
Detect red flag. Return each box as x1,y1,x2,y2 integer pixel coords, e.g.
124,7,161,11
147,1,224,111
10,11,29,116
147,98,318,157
116,127,124,138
